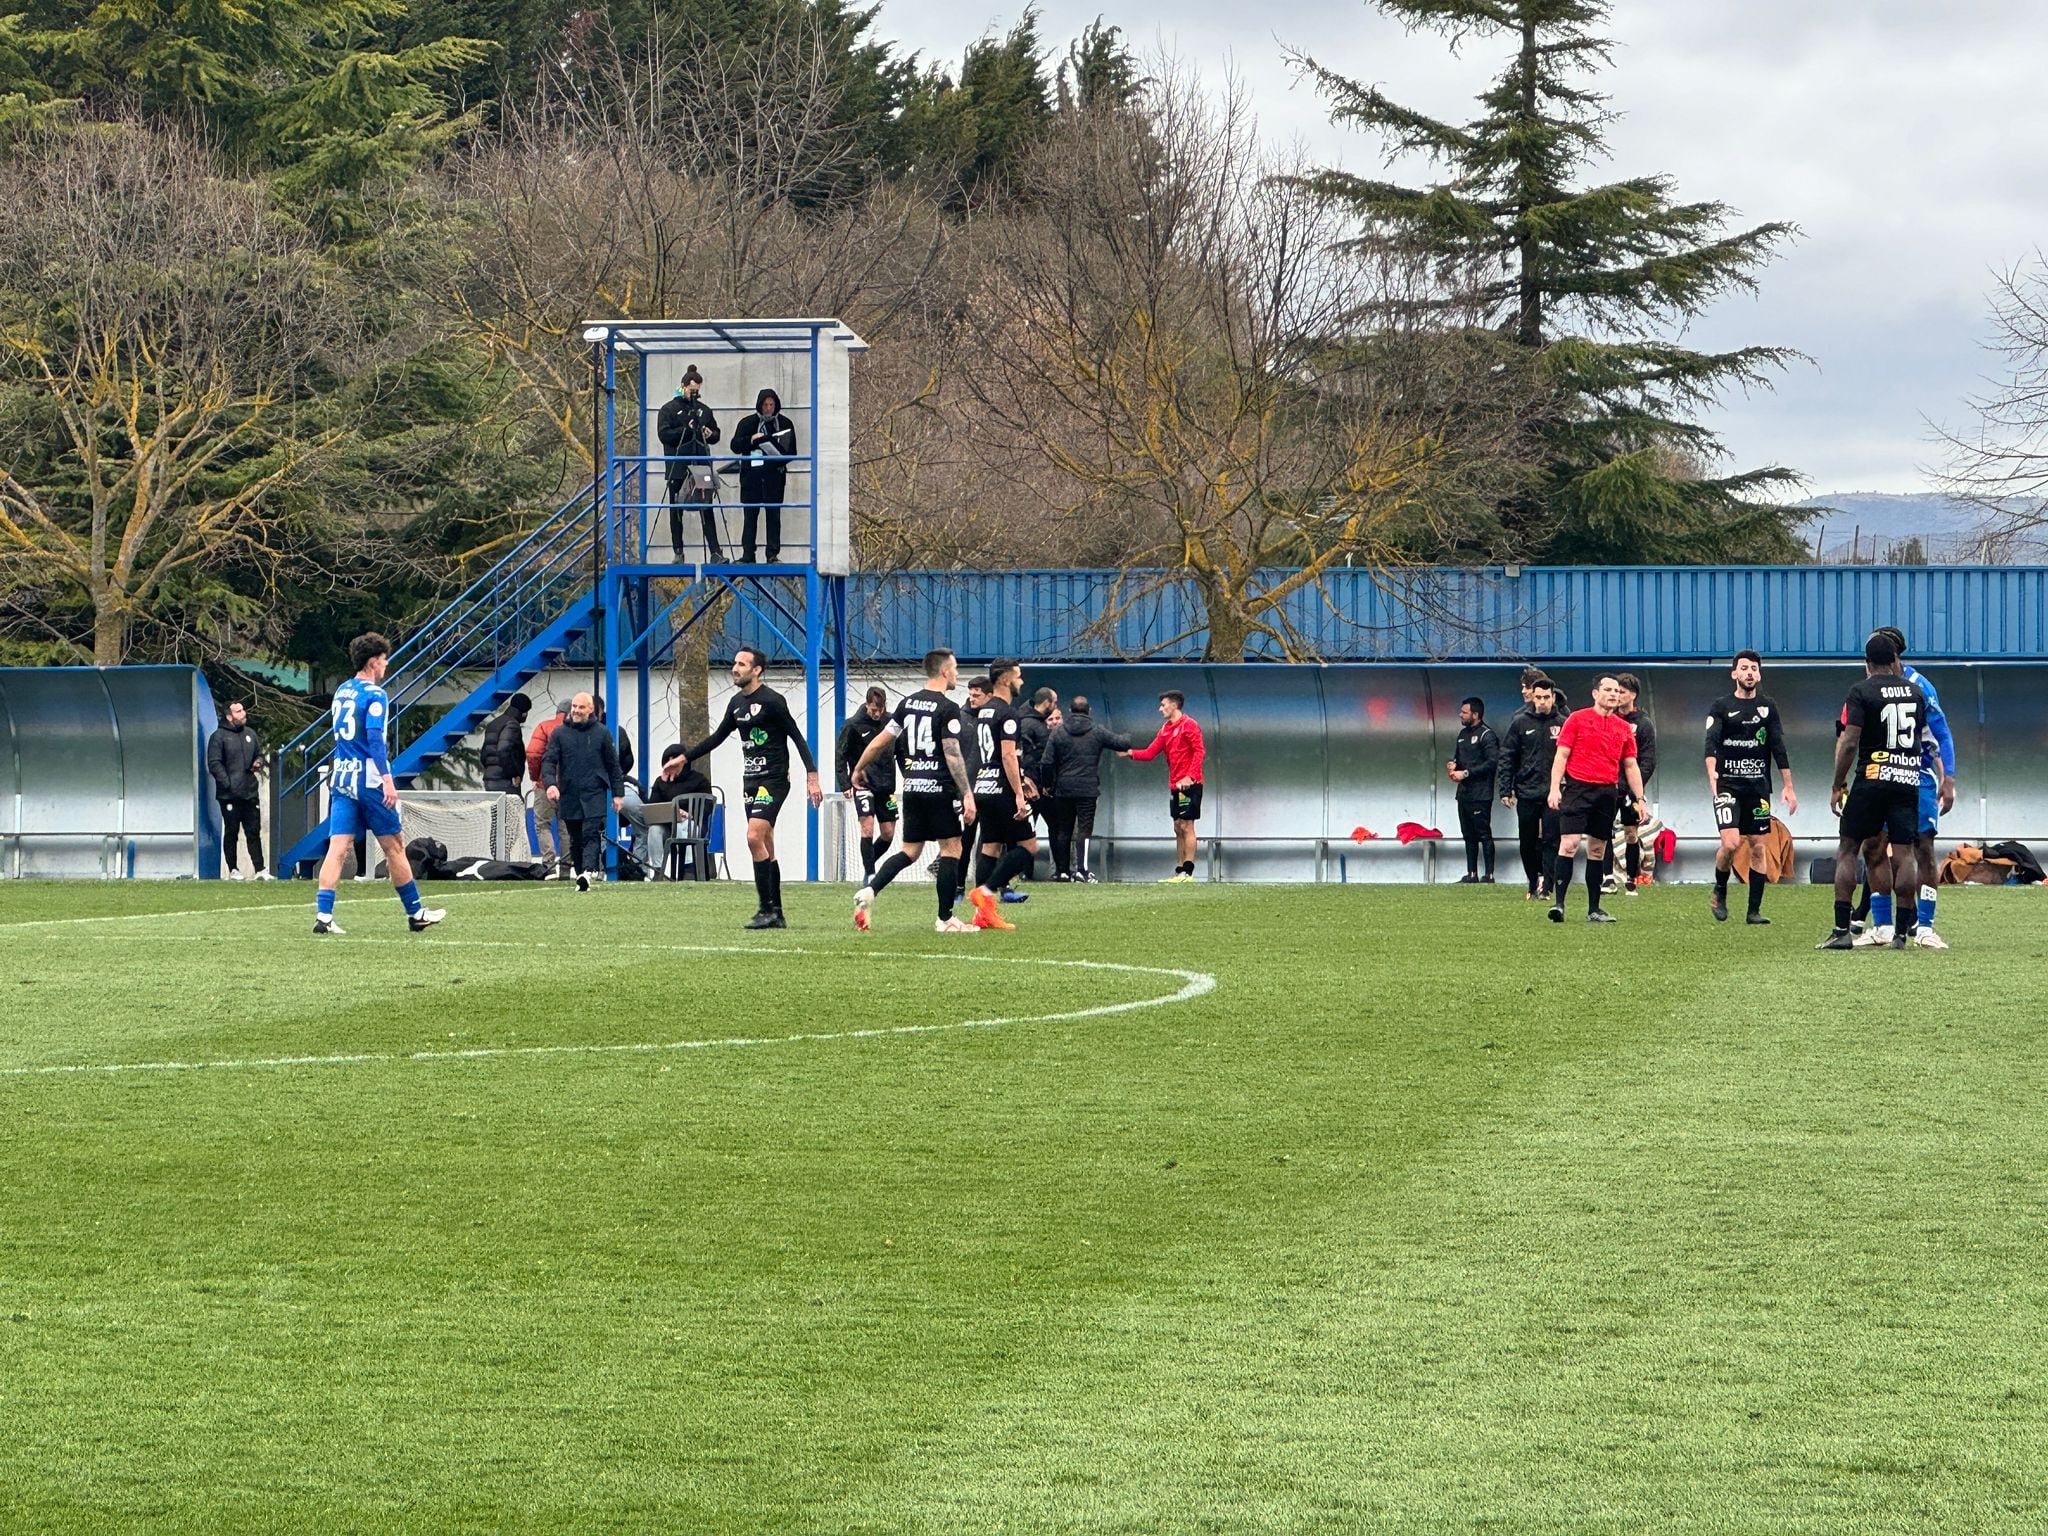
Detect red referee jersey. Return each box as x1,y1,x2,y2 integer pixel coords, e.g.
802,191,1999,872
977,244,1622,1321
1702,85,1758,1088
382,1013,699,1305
1556,707,1637,786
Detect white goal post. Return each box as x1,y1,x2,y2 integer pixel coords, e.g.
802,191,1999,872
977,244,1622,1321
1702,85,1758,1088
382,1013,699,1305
368,791,530,874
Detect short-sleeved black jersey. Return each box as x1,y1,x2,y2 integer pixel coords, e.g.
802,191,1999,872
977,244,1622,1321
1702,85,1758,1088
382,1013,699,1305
1704,694,1789,788
1842,674,1927,790
972,697,1022,798
686,683,816,783
891,688,967,797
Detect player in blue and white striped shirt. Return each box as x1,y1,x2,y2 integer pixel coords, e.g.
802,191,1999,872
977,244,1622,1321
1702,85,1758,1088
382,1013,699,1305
314,632,445,935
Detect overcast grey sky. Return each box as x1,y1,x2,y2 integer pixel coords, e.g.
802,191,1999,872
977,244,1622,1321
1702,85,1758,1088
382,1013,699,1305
873,0,2048,495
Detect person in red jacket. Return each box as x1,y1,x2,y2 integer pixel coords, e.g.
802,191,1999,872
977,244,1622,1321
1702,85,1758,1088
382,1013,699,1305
525,700,569,876
1128,689,1206,883
1545,674,1648,924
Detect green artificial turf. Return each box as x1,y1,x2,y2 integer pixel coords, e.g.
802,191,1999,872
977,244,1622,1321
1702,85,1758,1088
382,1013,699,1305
1,876,2046,1533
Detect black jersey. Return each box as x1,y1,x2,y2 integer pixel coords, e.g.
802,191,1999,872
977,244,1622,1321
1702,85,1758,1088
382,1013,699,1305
972,697,1022,798
836,711,896,793
686,684,816,783
891,688,967,797
1842,674,1927,790
1704,693,1789,789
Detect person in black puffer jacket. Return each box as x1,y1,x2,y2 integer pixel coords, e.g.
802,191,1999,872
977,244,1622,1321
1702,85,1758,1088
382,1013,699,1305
541,693,625,892
206,701,269,879
1039,696,1132,881
729,388,799,563
481,693,532,794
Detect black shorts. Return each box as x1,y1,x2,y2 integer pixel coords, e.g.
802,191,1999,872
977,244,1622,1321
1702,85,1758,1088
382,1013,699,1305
1714,788,1772,837
900,792,963,846
1618,794,1645,830
1839,783,1918,845
1557,778,1618,841
853,787,898,823
1170,783,1204,823
742,778,788,824
974,793,1033,847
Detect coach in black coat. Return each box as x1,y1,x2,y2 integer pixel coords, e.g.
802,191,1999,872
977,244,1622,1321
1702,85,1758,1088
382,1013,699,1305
1038,697,1131,881
541,693,625,884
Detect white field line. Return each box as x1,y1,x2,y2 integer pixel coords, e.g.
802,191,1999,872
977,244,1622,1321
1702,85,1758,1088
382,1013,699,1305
0,883,625,932
0,938,1217,1079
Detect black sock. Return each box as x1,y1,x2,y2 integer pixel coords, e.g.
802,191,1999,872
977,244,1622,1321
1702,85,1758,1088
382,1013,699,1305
1714,865,1730,899
859,836,876,879
752,863,772,911
1834,899,1853,931
934,856,959,920
1179,861,1194,876
1853,883,1872,922
974,848,997,891
870,850,912,894
1552,861,1573,905
1625,842,1641,882
1587,873,1602,913
1747,869,1766,916
993,846,1033,889
764,860,782,911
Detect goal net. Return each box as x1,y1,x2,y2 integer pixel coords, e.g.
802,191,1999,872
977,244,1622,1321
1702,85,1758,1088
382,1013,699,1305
366,791,530,874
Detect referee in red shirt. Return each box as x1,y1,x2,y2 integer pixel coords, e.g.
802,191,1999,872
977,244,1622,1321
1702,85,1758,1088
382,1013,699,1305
1545,673,1649,924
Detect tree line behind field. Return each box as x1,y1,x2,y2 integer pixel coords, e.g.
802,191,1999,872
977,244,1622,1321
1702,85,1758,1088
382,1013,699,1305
0,0,1895,679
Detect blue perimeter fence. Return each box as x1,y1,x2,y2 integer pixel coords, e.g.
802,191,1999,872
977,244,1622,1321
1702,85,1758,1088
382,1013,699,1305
587,565,2048,665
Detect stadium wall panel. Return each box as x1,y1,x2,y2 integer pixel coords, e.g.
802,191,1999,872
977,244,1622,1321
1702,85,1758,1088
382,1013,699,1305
0,666,222,879
711,566,2048,665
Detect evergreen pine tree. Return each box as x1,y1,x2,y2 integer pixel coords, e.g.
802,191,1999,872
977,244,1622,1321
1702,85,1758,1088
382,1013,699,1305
1297,0,1811,564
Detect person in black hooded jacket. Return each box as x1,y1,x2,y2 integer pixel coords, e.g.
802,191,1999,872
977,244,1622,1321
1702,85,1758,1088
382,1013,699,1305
729,388,799,563
1039,696,1131,881
481,693,531,794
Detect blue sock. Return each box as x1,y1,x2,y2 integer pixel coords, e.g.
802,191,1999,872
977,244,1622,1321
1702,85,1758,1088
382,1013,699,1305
317,889,336,918
1871,893,1893,927
1918,888,1936,928
396,879,422,916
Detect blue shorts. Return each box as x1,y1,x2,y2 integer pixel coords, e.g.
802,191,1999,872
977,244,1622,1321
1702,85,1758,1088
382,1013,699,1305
1918,774,1940,839
330,791,403,842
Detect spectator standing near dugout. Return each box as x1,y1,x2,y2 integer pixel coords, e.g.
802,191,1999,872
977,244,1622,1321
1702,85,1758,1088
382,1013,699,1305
1129,690,1206,883
481,693,531,795
1545,674,1649,925
1448,697,1499,883
207,701,271,880
1496,677,1567,899
542,692,626,893
658,367,722,561
729,389,798,564
1040,695,1130,882
526,700,570,878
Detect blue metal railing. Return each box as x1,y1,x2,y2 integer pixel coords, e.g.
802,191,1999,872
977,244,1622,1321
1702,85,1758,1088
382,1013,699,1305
273,480,602,855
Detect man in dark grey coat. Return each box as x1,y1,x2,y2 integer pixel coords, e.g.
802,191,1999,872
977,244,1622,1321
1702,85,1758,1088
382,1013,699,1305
1039,695,1131,881
206,701,270,879
541,692,626,892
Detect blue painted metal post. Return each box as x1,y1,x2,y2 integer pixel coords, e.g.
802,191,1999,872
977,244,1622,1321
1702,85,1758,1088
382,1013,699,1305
601,345,621,879
804,562,823,881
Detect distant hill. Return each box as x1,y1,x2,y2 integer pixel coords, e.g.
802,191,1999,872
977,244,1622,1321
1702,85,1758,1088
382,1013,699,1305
1794,492,2048,564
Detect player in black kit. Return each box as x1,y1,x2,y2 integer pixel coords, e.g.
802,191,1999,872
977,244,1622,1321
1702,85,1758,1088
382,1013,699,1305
836,685,898,881
964,658,1040,931
682,644,823,929
1817,633,1927,950
850,649,978,933
1703,649,1798,924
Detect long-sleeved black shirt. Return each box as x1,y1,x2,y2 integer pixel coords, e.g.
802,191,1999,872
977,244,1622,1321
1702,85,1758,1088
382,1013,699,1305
836,711,897,793
1451,721,1500,801
686,684,817,784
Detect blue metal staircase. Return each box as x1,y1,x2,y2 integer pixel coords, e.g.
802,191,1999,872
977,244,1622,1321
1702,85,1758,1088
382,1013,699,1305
272,482,601,875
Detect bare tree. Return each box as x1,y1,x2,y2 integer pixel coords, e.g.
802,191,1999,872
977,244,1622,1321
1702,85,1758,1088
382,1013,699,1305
0,125,358,664
1937,253,2048,559
952,66,1500,660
